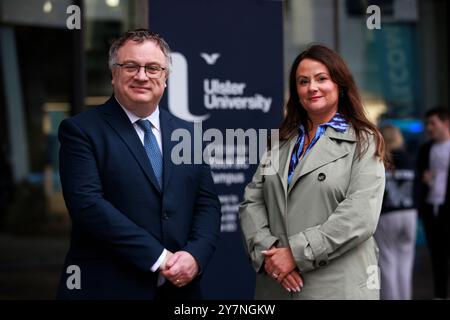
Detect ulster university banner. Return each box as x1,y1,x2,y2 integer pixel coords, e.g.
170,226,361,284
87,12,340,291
149,0,283,298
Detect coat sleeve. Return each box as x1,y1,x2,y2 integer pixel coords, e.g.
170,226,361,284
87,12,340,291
58,118,165,272
239,152,280,273
288,135,385,273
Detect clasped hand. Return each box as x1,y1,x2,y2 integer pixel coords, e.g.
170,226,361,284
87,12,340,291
160,251,199,288
262,247,303,293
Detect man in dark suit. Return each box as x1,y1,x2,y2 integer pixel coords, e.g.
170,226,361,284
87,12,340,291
57,29,221,299
415,107,450,299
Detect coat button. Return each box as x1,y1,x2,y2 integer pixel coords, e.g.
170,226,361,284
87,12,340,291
318,260,327,267
318,173,326,181
162,212,169,219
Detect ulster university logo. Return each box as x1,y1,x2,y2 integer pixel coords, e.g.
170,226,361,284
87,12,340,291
167,52,272,123
167,52,210,122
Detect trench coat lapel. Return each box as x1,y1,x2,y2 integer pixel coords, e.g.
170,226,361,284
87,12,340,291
275,134,298,198
287,127,356,194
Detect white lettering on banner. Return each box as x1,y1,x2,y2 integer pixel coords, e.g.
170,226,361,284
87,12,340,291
212,172,245,186
210,162,249,170
168,53,273,122
219,194,240,232
204,79,246,95
204,94,272,113
203,79,272,113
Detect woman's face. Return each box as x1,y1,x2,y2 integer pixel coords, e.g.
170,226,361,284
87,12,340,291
296,58,339,120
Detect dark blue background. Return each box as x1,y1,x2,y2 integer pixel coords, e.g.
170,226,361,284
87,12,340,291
149,0,284,298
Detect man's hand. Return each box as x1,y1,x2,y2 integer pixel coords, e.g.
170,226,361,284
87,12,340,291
160,250,173,270
262,247,297,283
160,251,199,287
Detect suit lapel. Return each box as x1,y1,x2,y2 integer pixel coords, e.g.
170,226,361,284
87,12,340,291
101,97,162,194
287,126,355,194
159,109,175,192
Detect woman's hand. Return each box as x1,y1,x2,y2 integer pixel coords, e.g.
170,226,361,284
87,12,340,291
281,269,303,292
262,247,303,292
262,247,297,282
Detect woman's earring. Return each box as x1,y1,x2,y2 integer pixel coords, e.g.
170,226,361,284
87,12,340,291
339,89,344,98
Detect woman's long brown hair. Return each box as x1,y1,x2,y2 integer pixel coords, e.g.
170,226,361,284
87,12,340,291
279,44,386,163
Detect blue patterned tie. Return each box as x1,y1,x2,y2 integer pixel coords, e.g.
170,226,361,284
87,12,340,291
136,119,163,188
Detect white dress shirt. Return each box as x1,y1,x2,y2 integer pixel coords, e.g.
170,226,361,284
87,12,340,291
117,99,167,277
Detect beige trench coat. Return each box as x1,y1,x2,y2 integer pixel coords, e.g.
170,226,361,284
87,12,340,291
239,126,385,299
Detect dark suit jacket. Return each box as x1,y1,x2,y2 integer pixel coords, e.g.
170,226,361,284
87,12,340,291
57,96,221,299
415,141,450,214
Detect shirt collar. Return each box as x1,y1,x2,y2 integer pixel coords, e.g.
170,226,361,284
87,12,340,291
324,112,348,133
299,112,348,134
115,96,161,132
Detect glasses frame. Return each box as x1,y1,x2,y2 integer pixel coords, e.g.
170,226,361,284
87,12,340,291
113,62,168,79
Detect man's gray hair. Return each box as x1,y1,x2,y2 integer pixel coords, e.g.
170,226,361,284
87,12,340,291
108,29,172,71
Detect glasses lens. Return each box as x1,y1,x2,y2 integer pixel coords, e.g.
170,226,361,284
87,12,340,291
123,64,139,74
145,65,162,78
118,63,164,78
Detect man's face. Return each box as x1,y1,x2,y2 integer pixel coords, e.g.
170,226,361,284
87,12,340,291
111,40,168,117
425,114,450,141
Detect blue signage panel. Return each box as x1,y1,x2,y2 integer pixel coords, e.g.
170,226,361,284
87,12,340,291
149,0,284,298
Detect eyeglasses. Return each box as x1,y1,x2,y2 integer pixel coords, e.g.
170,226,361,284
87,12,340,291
113,62,167,79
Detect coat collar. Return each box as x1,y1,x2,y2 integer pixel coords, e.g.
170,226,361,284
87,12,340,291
275,126,356,196
324,125,357,142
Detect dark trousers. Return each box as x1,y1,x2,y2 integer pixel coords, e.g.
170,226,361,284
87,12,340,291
153,279,203,300
421,204,450,299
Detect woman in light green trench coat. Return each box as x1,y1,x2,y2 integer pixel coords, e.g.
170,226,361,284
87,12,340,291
239,45,386,300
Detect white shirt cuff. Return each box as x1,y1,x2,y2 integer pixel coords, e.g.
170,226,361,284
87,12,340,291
150,249,167,272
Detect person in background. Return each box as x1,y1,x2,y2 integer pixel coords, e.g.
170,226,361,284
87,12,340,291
415,107,450,299
374,125,417,300
239,44,386,299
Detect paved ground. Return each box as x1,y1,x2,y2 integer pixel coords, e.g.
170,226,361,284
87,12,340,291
0,228,448,300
